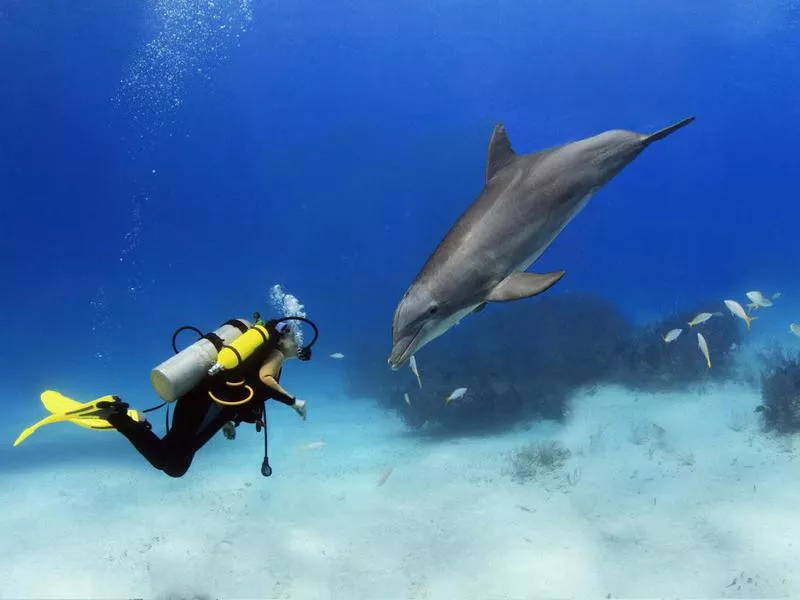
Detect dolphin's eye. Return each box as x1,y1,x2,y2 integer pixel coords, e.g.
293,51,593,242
428,306,438,315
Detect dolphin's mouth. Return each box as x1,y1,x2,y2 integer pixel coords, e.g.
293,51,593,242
387,330,423,370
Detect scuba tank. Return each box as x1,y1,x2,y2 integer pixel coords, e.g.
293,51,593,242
206,315,320,377
150,319,251,402
207,319,271,376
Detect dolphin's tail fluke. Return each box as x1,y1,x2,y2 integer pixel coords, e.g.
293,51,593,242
643,116,695,145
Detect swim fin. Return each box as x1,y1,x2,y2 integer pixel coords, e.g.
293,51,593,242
13,391,141,447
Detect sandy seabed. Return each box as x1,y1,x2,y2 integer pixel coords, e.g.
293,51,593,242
1,381,798,599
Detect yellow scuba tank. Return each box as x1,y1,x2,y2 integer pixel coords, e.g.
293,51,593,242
208,321,271,376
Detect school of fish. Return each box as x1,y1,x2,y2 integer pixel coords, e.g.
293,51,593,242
354,290,794,411
661,289,793,369
393,290,795,410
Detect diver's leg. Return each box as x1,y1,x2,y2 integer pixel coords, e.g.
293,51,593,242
158,389,238,476
109,390,235,477
106,411,170,471
190,409,235,454
155,389,218,476
106,390,209,476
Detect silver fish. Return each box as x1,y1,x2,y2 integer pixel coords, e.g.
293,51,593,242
444,387,468,405
746,291,773,309
409,355,422,388
697,332,711,369
688,313,713,327
724,299,756,332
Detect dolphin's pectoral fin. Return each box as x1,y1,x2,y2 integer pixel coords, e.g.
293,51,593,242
486,271,566,302
485,123,517,182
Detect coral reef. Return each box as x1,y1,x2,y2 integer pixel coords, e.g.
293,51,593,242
757,349,800,435
347,293,745,437
508,440,571,483
369,293,630,436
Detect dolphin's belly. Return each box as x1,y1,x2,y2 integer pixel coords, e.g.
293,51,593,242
417,170,594,297
514,190,594,272
474,181,594,274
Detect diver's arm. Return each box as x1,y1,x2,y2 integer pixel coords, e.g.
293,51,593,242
260,373,295,406
258,351,307,419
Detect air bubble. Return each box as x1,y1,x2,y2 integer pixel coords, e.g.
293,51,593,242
113,0,255,130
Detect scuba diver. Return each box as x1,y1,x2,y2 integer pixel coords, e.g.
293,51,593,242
13,314,319,478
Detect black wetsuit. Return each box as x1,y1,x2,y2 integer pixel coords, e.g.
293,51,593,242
108,355,294,478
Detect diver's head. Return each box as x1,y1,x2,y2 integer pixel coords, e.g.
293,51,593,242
275,322,301,359
265,315,317,361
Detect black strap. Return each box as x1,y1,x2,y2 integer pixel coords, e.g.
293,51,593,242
220,343,243,367
203,332,224,351
224,318,250,333
142,402,166,413
134,401,172,434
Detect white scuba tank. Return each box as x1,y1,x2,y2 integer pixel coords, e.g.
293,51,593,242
150,318,252,402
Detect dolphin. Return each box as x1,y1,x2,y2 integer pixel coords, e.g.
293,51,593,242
388,116,695,369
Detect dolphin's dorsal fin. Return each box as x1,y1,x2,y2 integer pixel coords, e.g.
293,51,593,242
485,124,517,182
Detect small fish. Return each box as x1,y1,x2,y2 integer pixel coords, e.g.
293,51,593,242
688,312,713,327
746,291,773,308
329,353,345,359
724,299,756,331
444,387,468,405
409,355,422,388
376,466,394,487
772,291,782,300
302,441,326,451
790,323,800,337
697,332,711,369
663,328,682,343
404,392,412,407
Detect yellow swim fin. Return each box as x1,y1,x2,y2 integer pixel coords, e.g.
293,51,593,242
13,391,141,447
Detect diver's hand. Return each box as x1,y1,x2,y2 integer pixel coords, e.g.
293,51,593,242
292,398,307,421
222,421,236,440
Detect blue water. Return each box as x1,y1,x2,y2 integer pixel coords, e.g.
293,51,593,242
2,1,797,431
1,1,799,595
3,2,798,387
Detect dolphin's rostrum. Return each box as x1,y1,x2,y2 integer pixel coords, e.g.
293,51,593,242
388,117,695,369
